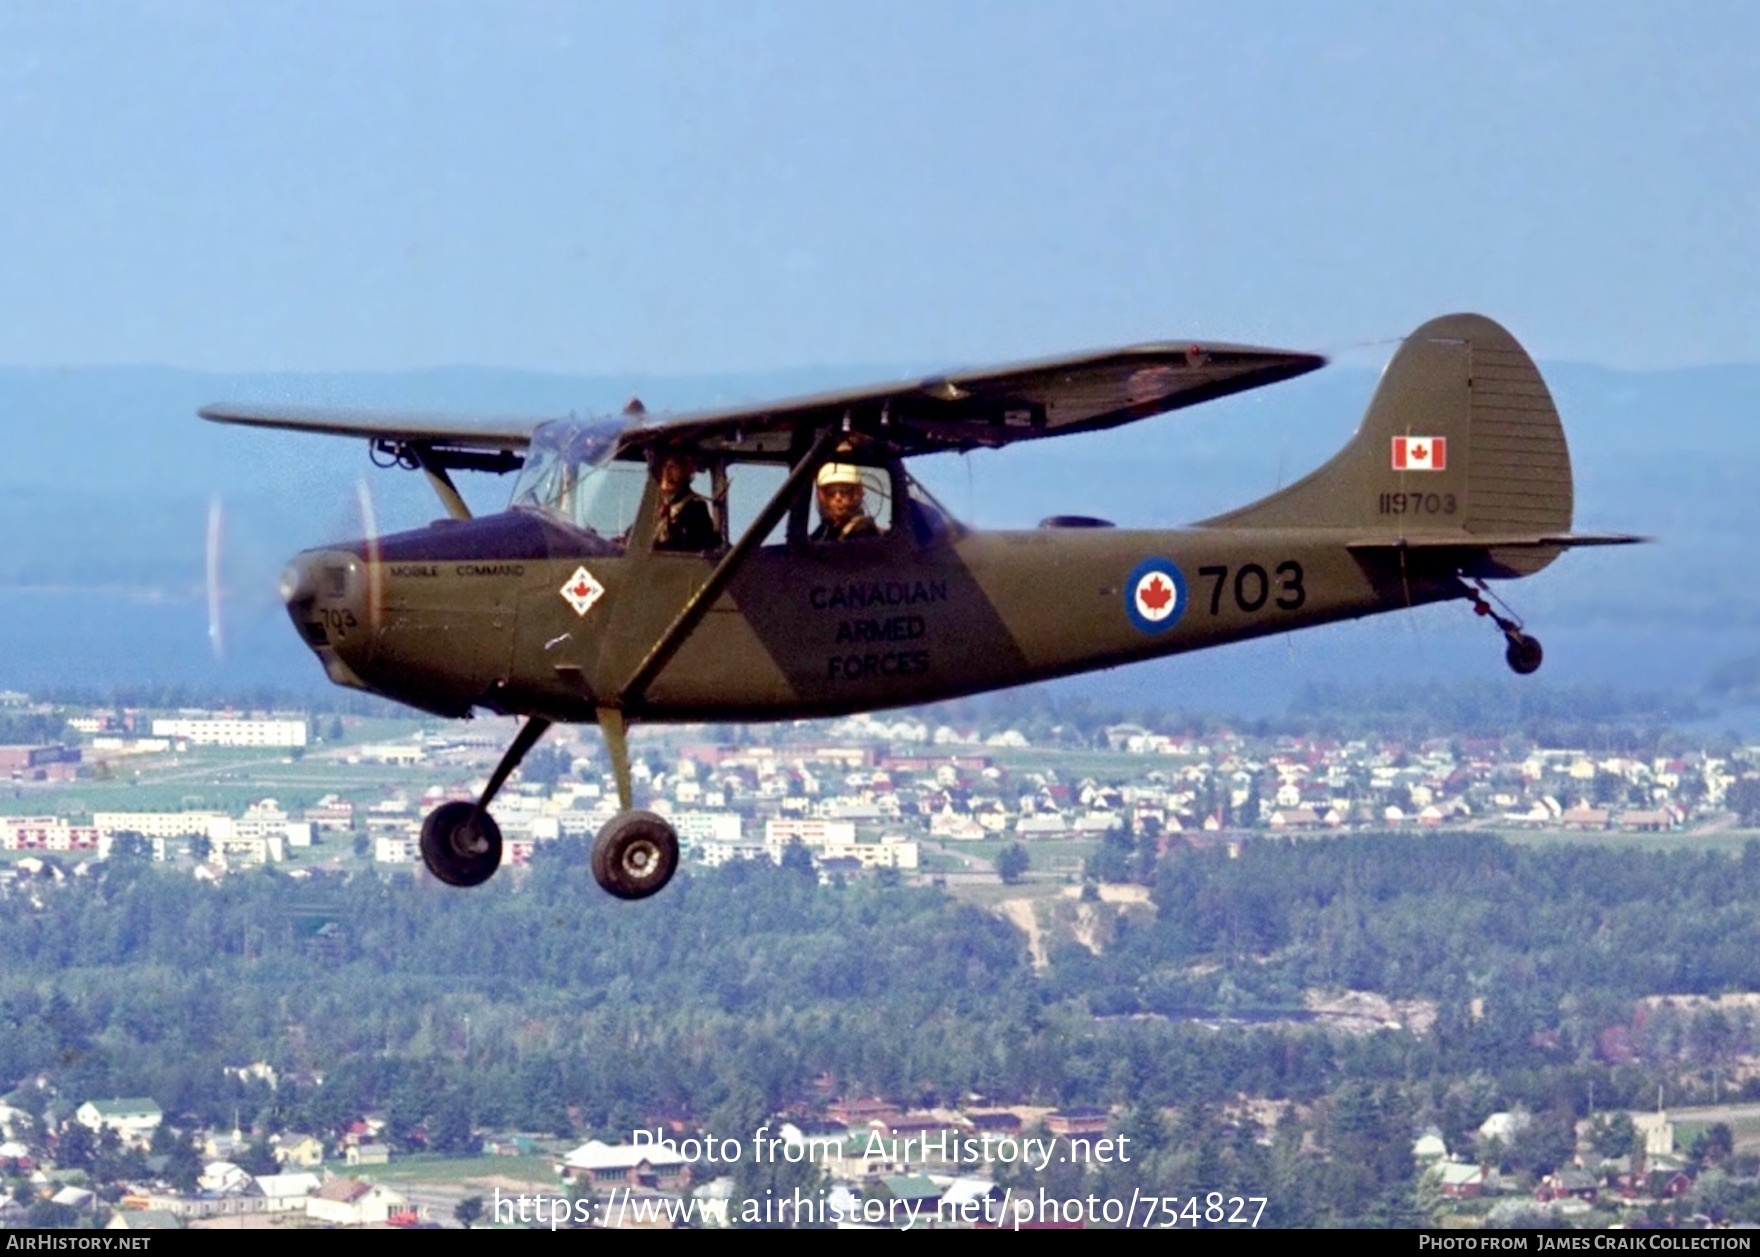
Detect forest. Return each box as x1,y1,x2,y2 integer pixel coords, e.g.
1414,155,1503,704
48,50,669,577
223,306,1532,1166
7,831,1760,1225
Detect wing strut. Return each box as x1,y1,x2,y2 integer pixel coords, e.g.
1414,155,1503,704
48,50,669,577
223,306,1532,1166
408,444,473,521
618,424,844,708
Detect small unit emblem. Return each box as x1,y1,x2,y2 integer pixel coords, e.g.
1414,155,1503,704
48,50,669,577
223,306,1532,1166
560,566,605,617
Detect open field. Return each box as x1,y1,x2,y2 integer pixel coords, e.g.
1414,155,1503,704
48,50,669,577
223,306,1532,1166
1494,826,1760,856
1652,1103,1760,1153
357,1153,561,1188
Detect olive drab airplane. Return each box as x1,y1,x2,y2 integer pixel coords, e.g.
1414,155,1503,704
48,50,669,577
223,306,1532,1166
202,312,1639,901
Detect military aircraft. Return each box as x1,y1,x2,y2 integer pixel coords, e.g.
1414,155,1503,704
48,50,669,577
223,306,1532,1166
202,312,1638,900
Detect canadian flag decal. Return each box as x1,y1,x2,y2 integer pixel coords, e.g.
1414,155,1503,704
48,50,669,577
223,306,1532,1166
1391,436,1447,472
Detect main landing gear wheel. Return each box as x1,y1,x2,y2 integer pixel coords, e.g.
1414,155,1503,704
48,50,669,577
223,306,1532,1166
420,801,503,887
1505,633,1544,676
591,811,679,900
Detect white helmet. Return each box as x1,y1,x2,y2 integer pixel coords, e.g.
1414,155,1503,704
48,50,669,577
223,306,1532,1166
816,462,865,488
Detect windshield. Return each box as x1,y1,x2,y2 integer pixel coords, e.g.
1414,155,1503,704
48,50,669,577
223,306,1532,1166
510,419,647,539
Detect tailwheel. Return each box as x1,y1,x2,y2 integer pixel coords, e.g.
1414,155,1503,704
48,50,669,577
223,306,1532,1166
1505,633,1544,676
420,801,503,887
1465,577,1544,677
591,811,679,900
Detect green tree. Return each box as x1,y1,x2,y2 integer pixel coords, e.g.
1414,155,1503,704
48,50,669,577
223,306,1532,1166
430,1092,476,1156
55,1121,96,1172
237,1139,279,1177
1727,778,1760,824
454,1196,485,1227
779,838,816,879
1589,1111,1639,1159
165,1130,203,1194
26,1201,80,1229
109,830,152,862
995,843,1029,885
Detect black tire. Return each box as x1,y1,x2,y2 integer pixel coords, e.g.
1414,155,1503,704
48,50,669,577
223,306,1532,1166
1505,633,1544,676
419,801,503,887
591,811,679,900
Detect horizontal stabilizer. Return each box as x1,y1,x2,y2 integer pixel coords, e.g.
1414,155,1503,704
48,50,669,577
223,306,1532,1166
1347,532,1648,552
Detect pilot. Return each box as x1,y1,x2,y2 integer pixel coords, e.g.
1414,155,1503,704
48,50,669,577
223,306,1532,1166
811,463,881,542
651,452,719,552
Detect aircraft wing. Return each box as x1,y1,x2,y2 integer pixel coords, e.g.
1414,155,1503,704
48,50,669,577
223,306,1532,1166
200,338,1325,463
632,341,1327,459
198,403,541,451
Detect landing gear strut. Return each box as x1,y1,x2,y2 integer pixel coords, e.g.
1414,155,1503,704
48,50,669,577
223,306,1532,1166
1465,578,1543,676
418,715,551,887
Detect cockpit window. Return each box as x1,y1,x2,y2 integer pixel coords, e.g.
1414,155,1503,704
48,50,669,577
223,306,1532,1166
510,419,646,544
904,473,959,544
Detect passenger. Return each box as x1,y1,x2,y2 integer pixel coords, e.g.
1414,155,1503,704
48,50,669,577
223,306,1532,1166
651,452,719,552
811,463,881,542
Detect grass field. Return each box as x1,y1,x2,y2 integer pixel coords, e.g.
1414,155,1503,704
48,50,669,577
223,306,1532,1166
341,1153,562,1187
1495,826,1760,856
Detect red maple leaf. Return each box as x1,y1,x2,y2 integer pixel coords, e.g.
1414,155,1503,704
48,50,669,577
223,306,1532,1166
1139,575,1173,612
573,582,591,598
1410,443,1428,461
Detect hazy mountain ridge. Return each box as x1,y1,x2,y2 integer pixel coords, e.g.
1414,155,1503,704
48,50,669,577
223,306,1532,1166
1,360,1751,711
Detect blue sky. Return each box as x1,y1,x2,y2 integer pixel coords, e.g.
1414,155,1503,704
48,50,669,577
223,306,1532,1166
1,1,1754,372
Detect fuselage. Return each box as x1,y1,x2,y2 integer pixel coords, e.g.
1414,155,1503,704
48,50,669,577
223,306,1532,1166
283,507,1463,725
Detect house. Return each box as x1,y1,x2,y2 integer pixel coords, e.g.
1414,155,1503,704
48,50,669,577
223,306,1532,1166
51,1185,95,1211
254,1172,322,1212
274,1133,326,1168
75,1098,163,1147
105,1210,183,1230
1046,1108,1109,1137
1436,1161,1494,1199
557,1140,692,1193
198,1160,253,1194
828,1098,900,1127
346,1142,390,1166
963,1111,1022,1136
940,1177,1003,1223
1536,1168,1598,1203
0,1139,33,1173
305,1177,410,1226
881,1174,943,1215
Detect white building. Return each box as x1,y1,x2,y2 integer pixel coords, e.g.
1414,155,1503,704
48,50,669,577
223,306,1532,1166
670,812,743,843
151,718,308,749
1,817,100,852
75,1099,162,1147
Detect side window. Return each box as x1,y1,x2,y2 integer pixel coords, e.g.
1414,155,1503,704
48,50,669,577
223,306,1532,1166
723,462,792,548
905,475,957,545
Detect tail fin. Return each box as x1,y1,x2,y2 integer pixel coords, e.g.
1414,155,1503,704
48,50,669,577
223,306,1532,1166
1199,313,1579,571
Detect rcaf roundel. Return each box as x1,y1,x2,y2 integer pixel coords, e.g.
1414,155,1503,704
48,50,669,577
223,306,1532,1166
1391,435,1447,471
1124,558,1187,633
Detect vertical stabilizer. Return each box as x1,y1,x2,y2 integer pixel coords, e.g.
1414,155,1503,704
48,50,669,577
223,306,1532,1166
1199,313,1573,556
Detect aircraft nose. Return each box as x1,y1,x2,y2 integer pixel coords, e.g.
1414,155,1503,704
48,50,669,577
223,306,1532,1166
282,548,376,691
280,555,318,606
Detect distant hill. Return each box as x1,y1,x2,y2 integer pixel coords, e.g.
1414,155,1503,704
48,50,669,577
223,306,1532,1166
1,359,1752,718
